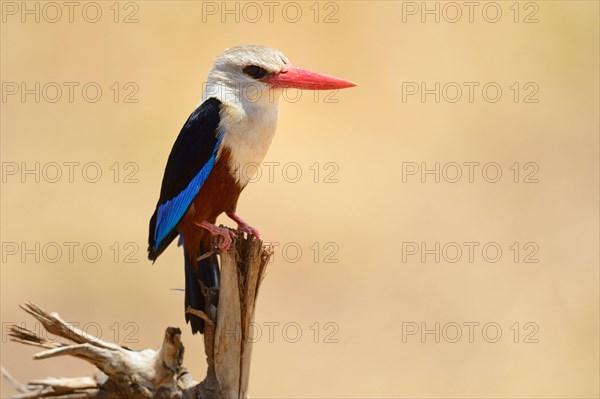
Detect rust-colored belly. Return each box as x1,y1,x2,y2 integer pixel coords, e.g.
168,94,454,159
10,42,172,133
177,148,242,259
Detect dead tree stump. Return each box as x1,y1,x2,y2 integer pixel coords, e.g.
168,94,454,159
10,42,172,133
2,232,272,399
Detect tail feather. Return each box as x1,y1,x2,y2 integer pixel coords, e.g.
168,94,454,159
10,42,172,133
184,243,219,334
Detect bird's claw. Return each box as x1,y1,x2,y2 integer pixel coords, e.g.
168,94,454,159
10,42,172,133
196,221,237,253
226,212,261,240
237,223,261,239
212,228,236,253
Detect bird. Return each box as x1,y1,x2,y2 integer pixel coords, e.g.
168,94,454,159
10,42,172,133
148,45,356,334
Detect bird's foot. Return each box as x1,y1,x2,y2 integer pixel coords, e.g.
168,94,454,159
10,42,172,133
226,212,261,239
196,220,236,252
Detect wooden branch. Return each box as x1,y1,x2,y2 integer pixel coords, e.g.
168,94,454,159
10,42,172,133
3,233,272,399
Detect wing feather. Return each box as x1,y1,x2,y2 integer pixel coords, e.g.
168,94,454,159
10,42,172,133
148,97,222,260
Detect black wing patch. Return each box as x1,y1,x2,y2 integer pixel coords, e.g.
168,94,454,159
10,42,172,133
148,97,222,260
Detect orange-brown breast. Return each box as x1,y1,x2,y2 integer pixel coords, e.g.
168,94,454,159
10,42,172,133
177,147,242,259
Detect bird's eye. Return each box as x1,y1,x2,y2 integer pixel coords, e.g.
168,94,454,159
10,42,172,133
243,65,268,79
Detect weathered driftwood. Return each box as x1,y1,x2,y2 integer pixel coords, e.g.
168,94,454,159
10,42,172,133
3,232,272,399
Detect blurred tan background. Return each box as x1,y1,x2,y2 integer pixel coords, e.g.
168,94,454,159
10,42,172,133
1,1,598,397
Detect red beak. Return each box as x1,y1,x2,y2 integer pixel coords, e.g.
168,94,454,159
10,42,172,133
263,65,356,90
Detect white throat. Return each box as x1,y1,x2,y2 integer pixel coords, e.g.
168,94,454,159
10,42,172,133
202,81,281,187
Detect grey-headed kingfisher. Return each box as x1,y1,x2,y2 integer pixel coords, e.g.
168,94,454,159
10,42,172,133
148,46,355,334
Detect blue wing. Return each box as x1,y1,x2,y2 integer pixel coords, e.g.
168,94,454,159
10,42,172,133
154,132,223,248
148,97,223,260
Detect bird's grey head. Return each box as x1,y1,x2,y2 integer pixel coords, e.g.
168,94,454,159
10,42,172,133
204,46,289,100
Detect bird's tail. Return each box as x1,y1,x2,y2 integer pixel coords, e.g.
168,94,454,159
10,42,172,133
184,237,219,334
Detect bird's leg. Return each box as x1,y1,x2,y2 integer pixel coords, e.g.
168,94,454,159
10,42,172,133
226,211,261,239
195,220,236,252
